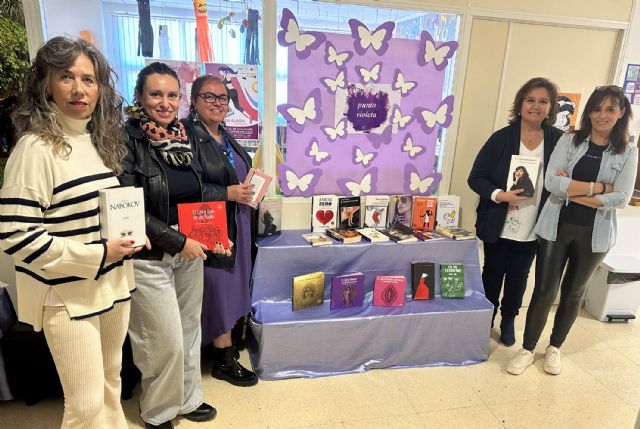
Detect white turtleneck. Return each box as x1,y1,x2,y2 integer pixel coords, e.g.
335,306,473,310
0,108,135,331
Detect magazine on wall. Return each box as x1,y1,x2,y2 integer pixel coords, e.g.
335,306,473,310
507,155,541,198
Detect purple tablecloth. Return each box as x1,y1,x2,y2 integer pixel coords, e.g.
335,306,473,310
249,230,492,379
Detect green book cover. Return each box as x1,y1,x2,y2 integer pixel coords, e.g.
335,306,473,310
440,263,465,298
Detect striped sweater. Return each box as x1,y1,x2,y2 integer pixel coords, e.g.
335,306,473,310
0,112,135,331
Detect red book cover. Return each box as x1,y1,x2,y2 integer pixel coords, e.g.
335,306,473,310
177,201,229,250
373,275,406,307
412,197,438,231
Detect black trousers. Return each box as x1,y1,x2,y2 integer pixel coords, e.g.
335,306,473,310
482,238,537,318
523,223,607,350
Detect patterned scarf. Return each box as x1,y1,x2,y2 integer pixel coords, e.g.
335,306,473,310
126,103,193,166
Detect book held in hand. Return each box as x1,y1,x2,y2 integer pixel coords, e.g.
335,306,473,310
99,186,146,247
257,196,281,236
435,226,476,241
357,228,390,242
373,275,406,307
411,262,435,300
440,263,465,298
330,272,365,310
311,195,338,232
243,168,272,208
177,201,229,250
382,223,418,243
301,232,332,246
292,271,325,311
507,155,540,198
436,195,460,228
326,228,362,244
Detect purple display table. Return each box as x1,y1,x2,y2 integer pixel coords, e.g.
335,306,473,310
249,230,492,379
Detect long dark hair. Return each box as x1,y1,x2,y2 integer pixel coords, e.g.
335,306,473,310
512,166,530,182
508,77,559,127
572,86,632,154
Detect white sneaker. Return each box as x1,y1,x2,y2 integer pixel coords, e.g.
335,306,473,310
544,345,562,375
507,348,534,375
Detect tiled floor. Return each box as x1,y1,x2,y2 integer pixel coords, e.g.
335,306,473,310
1,307,639,429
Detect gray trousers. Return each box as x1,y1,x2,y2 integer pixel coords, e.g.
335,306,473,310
129,253,204,425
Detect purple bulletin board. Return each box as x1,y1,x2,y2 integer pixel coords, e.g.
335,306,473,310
276,9,458,197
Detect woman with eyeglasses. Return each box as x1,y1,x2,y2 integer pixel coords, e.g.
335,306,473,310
508,85,638,376
182,74,258,387
120,62,230,429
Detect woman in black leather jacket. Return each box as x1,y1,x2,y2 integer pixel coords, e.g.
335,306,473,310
119,62,228,429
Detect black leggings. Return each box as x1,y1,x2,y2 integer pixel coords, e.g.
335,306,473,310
523,223,607,350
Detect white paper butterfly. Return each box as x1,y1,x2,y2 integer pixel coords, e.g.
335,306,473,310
285,18,319,53
288,96,317,126
402,136,423,158
326,44,352,68
321,70,345,93
420,103,449,128
392,107,412,129
345,173,372,196
424,40,453,67
353,23,392,53
285,170,315,192
409,173,434,193
322,119,346,141
307,140,329,163
393,71,416,96
358,63,381,84
354,147,375,166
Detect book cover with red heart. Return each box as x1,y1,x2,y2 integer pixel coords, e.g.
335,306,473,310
311,194,338,232
177,201,229,250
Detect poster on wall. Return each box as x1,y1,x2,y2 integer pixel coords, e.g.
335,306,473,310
554,92,581,132
623,64,640,105
144,59,201,120
203,63,260,146
275,8,458,197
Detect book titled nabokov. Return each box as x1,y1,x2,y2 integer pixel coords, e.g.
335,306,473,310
99,186,146,247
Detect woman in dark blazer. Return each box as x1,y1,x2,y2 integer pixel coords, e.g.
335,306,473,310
468,77,563,346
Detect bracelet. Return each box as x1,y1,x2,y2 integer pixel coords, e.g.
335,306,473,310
587,181,595,198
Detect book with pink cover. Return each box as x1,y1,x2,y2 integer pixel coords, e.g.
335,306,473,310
244,168,272,208
373,275,406,307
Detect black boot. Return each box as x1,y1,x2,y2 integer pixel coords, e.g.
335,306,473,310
500,315,516,346
211,346,258,387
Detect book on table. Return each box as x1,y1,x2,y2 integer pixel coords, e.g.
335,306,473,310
338,196,361,230
388,194,413,227
411,261,435,300
326,228,362,244
98,186,146,247
435,226,476,241
311,194,338,232
413,230,447,241
436,195,460,228
412,196,438,231
356,227,390,242
373,275,406,307
257,196,282,236
381,223,418,243
301,232,332,246
177,201,229,250
362,195,390,228
292,271,325,311
330,272,365,310
243,168,272,208
440,263,465,298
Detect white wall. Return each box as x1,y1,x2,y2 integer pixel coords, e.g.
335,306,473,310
618,2,640,135
42,0,105,51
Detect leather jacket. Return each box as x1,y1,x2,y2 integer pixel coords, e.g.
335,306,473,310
119,118,225,260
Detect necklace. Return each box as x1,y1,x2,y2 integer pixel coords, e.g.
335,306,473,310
521,128,543,151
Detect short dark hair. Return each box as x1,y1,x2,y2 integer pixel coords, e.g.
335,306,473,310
509,77,559,127
134,62,179,96
190,74,228,106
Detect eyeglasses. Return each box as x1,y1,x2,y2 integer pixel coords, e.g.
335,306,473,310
145,91,181,101
197,92,229,105
595,85,624,93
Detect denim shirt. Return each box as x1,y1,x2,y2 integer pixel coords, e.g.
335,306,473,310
535,133,638,252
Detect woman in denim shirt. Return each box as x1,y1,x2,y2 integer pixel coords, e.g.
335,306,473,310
508,86,638,376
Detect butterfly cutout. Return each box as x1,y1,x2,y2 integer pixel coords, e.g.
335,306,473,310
348,19,395,56
403,164,442,195
324,41,352,69
366,125,393,150
402,134,424,159
277,88,323,133
322,118,347,141
357,63,381,84
353,146,377,167
393,69,417,96
277,8,326,60
392,106,412,130
306,139,331,165
321,70,346,94
277,164,322,197
414,95,454,135
338,168,378,197
417,31,459,71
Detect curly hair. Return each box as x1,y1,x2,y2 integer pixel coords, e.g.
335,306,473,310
11,36,126,174
508,77,559,127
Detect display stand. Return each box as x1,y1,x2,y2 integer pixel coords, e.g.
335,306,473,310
249,230,492,380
